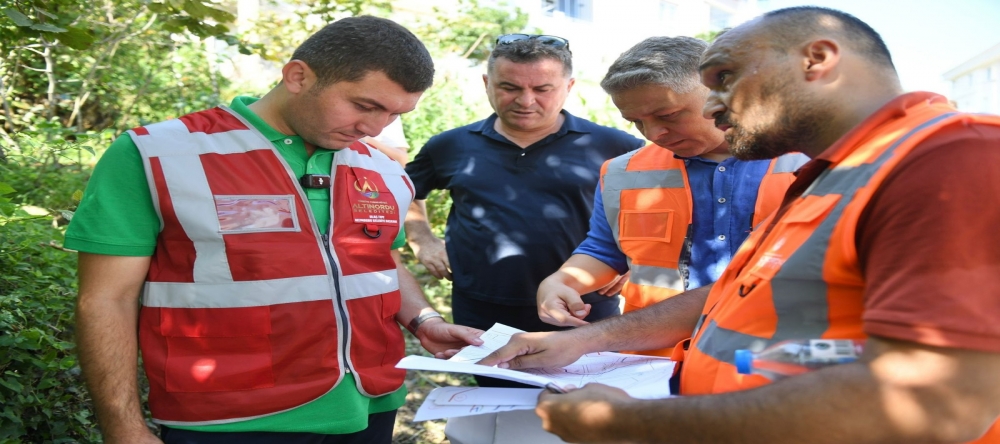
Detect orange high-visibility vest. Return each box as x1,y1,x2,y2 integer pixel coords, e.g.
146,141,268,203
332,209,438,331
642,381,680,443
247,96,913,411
131,107,413,425
680,101,1000,442
600,144,806,356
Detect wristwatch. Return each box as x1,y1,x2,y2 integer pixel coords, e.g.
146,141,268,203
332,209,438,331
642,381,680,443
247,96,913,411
406,311,444,335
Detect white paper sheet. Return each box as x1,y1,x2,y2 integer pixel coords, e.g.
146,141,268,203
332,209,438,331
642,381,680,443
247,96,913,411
397,323,676,399
413,386,537,422
435,387,542,406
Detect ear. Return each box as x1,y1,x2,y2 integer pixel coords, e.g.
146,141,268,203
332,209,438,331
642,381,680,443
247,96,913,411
801,39,840,82
566,77,576,92
282,60,313,94
482,73,490,89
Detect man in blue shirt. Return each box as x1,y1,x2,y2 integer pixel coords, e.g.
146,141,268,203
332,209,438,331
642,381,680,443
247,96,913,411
536,37,807,340
404,36,644,385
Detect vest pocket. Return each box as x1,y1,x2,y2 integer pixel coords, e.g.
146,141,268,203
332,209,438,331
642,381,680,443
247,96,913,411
619,209,675,243
160,306,276,392
345,291,405,395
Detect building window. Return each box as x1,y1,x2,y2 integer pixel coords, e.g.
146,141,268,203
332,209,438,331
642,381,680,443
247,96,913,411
542,0,592,21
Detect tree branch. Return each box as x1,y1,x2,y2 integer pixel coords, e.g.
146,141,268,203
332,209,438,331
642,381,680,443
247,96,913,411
67,10,155,131
461,32,488,59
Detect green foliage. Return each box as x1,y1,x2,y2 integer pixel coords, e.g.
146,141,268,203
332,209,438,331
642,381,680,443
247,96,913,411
0,142,94,442
695,29,722,43
417,0,532,62
0,218,93,443
241,0,392,63
0,0,253,152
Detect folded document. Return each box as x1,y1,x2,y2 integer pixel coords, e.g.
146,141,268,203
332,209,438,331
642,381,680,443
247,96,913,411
398,323,676,410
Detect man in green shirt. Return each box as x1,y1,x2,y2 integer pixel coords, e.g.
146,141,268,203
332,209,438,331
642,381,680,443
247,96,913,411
68,16,483,444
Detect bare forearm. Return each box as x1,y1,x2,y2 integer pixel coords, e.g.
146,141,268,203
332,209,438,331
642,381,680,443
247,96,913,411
76,289,147,439
608,364,885,443
403,200,435,244
392,250,435,325
75,253,154,442
551,254,619,294
590,337,1000,444
570,284,710,354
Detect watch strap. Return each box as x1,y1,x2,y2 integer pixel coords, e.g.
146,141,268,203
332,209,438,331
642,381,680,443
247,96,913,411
407,311,444,334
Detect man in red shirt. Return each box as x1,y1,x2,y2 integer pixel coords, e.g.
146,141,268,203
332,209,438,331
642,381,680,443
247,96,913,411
478,6,1000,443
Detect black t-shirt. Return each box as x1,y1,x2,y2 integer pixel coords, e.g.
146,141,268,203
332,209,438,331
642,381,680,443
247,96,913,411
406,111,644,306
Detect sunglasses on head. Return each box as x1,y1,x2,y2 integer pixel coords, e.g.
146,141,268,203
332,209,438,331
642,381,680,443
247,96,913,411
495,34,570,50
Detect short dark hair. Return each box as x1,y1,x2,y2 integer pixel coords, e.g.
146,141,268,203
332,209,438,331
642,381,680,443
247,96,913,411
601,36,707,95
488,39,573,77
761,6,895,70
291,16,434,92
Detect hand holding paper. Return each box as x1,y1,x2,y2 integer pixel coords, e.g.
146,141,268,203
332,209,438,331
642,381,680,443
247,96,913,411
397,324,675,399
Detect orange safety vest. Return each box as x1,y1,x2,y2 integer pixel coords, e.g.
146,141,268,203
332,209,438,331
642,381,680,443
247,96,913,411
130,107,413,425
679,101,1000,442
600,144,806,356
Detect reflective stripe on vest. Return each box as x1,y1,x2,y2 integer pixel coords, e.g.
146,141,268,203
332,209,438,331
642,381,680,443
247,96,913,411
628,262,685,290
772,152,809,173
142,270,399,308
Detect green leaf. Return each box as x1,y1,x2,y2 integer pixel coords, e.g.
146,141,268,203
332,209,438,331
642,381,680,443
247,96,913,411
36,378,57,390
56,27,95,50
30,23,66,33
0,183,14,195
34,7,57,19
0,378,24,394
182,0,211,19
2,8,33,27
148,2,169,14
58,210,73,221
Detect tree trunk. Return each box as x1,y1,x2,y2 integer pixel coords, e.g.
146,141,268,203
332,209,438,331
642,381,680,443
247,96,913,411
41,39,57,123
0,58,13,133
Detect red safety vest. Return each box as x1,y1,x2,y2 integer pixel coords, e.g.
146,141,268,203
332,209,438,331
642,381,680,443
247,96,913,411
130,106,413,425
600,144,806,356
679,100,1000,442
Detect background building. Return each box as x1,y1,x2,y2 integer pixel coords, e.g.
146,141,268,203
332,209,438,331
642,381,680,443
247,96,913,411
944,42,1000,114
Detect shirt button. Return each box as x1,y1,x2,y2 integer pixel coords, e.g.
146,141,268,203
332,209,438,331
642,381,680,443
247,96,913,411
718,197,727,203
284,138,293,145
520,153,526,157
718,235,726,241
718,166,726,172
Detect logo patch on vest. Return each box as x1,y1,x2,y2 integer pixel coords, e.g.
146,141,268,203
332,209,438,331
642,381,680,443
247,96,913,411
354,177,380,199
345,167,398,226
214,195,300,233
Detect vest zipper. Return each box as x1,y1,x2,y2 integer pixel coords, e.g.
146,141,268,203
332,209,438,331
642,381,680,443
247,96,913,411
322,229,355,376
